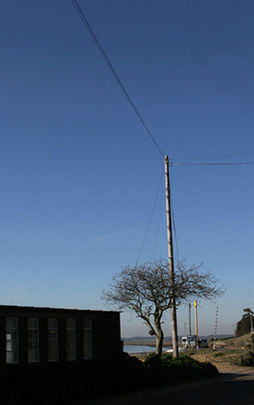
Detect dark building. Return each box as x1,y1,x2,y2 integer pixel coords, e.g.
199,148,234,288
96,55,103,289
0,305,122,365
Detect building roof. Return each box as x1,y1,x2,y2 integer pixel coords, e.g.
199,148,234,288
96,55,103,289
0,304,119,316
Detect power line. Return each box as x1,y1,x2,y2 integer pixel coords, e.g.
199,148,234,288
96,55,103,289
172,152,254,161
71,0,164,158
136,171,163,266
171,161,254,167
71,1,254,271
171,197,180,263
151,199,164,259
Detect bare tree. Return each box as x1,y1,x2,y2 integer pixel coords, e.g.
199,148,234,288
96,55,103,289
102,259,224,356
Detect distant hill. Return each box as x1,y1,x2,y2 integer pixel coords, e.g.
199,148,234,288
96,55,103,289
123,334,233,346
124,336,156,342
218,333,251,346
124,334,233,341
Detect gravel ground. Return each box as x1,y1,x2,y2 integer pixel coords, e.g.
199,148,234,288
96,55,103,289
131,349,254,375
192,351,254,375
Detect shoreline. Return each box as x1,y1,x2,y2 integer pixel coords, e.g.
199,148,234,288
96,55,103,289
123,341,172,347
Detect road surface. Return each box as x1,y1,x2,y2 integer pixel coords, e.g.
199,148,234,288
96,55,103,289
84,372,254,405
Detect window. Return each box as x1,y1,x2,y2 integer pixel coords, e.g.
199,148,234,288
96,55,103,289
48,319,58,362
83,319,92,359
6,317,18,364
66,319,76,361
28,318,39,363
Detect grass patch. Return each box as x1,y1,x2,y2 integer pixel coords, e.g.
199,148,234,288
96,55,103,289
213,352,224,358
221,333,251,347
239,352,254,366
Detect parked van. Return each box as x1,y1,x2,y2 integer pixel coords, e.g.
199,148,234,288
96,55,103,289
181,335,196,348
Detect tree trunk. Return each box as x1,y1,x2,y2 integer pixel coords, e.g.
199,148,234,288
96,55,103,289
155,328,164,356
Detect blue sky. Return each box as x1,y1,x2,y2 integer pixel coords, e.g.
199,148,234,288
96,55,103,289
1,0,254,337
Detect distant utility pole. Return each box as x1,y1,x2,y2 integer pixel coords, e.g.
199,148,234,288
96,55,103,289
194,300,198,346
189,303,192,336
213,304,219,350
164,155,178,358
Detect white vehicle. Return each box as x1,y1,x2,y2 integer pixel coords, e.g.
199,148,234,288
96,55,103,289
181,335,196,348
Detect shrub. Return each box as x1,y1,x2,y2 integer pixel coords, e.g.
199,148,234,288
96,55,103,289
144,353,218,385
240,352,254,366
144,352,161,368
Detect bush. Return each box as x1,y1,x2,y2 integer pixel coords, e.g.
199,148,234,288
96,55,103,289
240,352,254,366
144,352,161,368
144,353,218,385
239,335,254,366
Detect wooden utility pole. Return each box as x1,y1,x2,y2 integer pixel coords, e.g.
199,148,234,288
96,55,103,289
213,304,219,350
194,299,198,346
189,303,192,336
164,155,178,358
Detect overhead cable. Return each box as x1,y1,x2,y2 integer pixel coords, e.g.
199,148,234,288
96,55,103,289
135,171,164,267
151,199,164,259
171,161,254,167
171,197,180,263
71,0,164,158
173,152,254,161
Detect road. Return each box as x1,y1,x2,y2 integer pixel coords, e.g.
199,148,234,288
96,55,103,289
84,372,254,405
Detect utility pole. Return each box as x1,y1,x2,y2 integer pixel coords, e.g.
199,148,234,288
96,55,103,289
213,304,219,350
194,299,198,347
164,155,178,358
189,303,192,336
